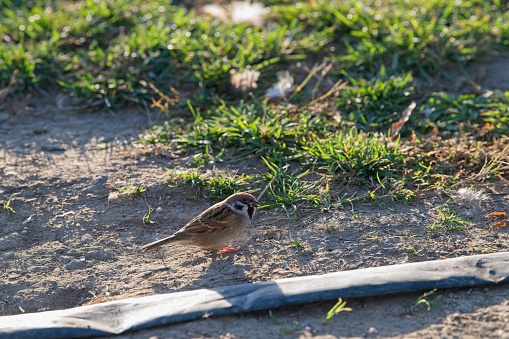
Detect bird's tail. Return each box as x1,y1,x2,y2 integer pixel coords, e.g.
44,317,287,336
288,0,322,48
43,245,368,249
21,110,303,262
141,235,178,251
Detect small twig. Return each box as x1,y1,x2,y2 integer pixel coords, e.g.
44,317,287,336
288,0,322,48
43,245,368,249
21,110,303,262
310,62,334,98
55,210,74,218
309,79,347,106
257,175,277,202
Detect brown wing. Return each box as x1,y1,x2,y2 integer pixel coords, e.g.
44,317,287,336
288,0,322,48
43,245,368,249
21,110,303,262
179,204,234,235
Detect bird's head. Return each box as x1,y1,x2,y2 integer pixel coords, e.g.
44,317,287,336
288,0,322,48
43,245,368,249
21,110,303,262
225,192,260,219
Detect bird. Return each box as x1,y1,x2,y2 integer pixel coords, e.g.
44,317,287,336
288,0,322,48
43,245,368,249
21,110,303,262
141,192,260,253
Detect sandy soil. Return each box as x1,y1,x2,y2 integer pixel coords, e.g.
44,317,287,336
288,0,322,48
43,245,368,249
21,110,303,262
0,79,508,337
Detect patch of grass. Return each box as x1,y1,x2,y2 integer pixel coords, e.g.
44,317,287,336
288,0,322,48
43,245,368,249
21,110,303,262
481,246,494,254
360,174,417,203
174,101,303,161
3,0,508,108
2,201,15,214
331,0,507,78
383,185,416,202
289,236,305,249
1,0,333,105
166,169,253,201
427,203,469,232
418,91,509,136
305,129,404,181
263,159,325,207
322,298,352,324
2,193,18,214
118,184,146,196
414,289,442,312
407,244,423,256
335,69,414,130
146,100,415,193
190,145,218,167
143,206,155,225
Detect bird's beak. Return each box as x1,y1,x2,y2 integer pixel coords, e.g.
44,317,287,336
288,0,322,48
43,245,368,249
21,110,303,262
251,200,260,207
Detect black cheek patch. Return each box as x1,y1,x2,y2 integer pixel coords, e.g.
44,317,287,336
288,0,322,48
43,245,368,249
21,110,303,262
234,203,244,211
247,206,254,219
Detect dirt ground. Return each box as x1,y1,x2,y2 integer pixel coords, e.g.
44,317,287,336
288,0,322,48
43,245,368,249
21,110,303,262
1,60,509,338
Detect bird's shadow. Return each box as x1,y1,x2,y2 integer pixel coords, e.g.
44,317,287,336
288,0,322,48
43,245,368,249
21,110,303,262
184,250,254,290
149,247,256,295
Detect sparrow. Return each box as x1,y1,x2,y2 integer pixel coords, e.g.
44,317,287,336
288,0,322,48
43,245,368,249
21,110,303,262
141,192,260,253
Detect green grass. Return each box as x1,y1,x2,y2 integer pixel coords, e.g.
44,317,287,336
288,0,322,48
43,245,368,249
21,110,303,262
304,129,403,179
263,159,325,206
427,203,469,232
2,192,19,214
414,289,442,311
335,69,415,130
418,91,509,137
118,184,146,196
2,0,509,102
323,298,352,323
289,236,305,249
2,0,509,211
143,206,155,225
406,244,423,256
166,169,254,201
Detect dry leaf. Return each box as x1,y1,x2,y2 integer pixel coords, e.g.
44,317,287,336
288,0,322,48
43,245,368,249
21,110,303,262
491,221,508,229
485,211,508,231
391,101,417,136
485,211,507,218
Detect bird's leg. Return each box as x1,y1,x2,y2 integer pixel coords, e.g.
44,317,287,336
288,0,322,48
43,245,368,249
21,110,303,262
217,246,241,254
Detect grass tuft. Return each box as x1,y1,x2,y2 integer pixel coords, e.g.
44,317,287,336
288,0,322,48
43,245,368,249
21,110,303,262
414,289,442,311
322,298,352,323
304,129,404,181
427,203,469,232
166,169,253,201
